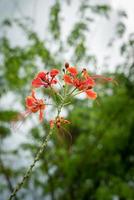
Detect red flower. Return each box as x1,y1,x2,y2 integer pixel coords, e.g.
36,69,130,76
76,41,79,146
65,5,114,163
32,70,59,88
64,68,95,91
32,72,48,88
64,67,97,99
26,90,45,122
63,67,114,100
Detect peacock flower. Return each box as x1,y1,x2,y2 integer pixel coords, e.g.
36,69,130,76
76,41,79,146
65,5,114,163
63,66,113,100
25,90,45,122
32,69,59,88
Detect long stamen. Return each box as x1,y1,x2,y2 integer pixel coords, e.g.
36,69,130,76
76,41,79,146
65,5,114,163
91,75,113,81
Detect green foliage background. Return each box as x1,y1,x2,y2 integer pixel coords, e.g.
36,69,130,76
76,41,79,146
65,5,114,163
0,0,134,200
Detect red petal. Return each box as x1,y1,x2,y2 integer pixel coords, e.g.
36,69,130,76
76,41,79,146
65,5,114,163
25,96,35,107
73,78,81,87
67,67,78,76
85,77,95,86
63,74,73,84
37,72,46,79
50,69,59,77
51,79,58,84
32,78,44,88
86,90,97,99
39,108,44,122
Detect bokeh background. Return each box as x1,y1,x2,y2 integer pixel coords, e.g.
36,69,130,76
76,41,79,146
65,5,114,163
0,0,134,200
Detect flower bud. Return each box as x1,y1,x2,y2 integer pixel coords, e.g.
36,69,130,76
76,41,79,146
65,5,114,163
65,62,69,69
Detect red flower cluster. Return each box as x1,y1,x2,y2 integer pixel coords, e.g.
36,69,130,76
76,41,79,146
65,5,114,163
32,69,59,88
21,64,113,124
63,66,96,99
63,64,113,99
21,69,59,123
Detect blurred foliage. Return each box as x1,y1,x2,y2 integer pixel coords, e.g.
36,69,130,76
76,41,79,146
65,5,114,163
49,0,61,40
0,0,134,200
0,111,18,122
0,126,10,138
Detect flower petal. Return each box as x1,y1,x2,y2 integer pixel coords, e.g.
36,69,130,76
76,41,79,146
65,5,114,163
86,90,97,99
32,78,44,88
85,77,95,86
39,108,44,122
25,96,35,107
50,69,59,77
51,79,58,84
37,72,47,79
63,74,73,84
67,67,78,76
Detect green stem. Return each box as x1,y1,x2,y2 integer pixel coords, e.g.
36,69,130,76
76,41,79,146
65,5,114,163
63,102,71,106
67,87,77,96
8,128,53,200
51,87,64,101
71,90,84,97
57,97,65,117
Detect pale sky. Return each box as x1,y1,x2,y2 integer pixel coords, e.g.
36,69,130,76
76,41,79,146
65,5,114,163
0,0,133,71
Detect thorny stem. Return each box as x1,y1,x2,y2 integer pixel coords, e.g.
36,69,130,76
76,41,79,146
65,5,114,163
8,128,53,200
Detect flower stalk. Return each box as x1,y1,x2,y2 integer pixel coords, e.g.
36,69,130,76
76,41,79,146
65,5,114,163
8,128,53,200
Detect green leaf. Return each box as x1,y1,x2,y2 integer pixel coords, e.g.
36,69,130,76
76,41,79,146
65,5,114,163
0,126,10,138
90,4,111,17
0,111,19,122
